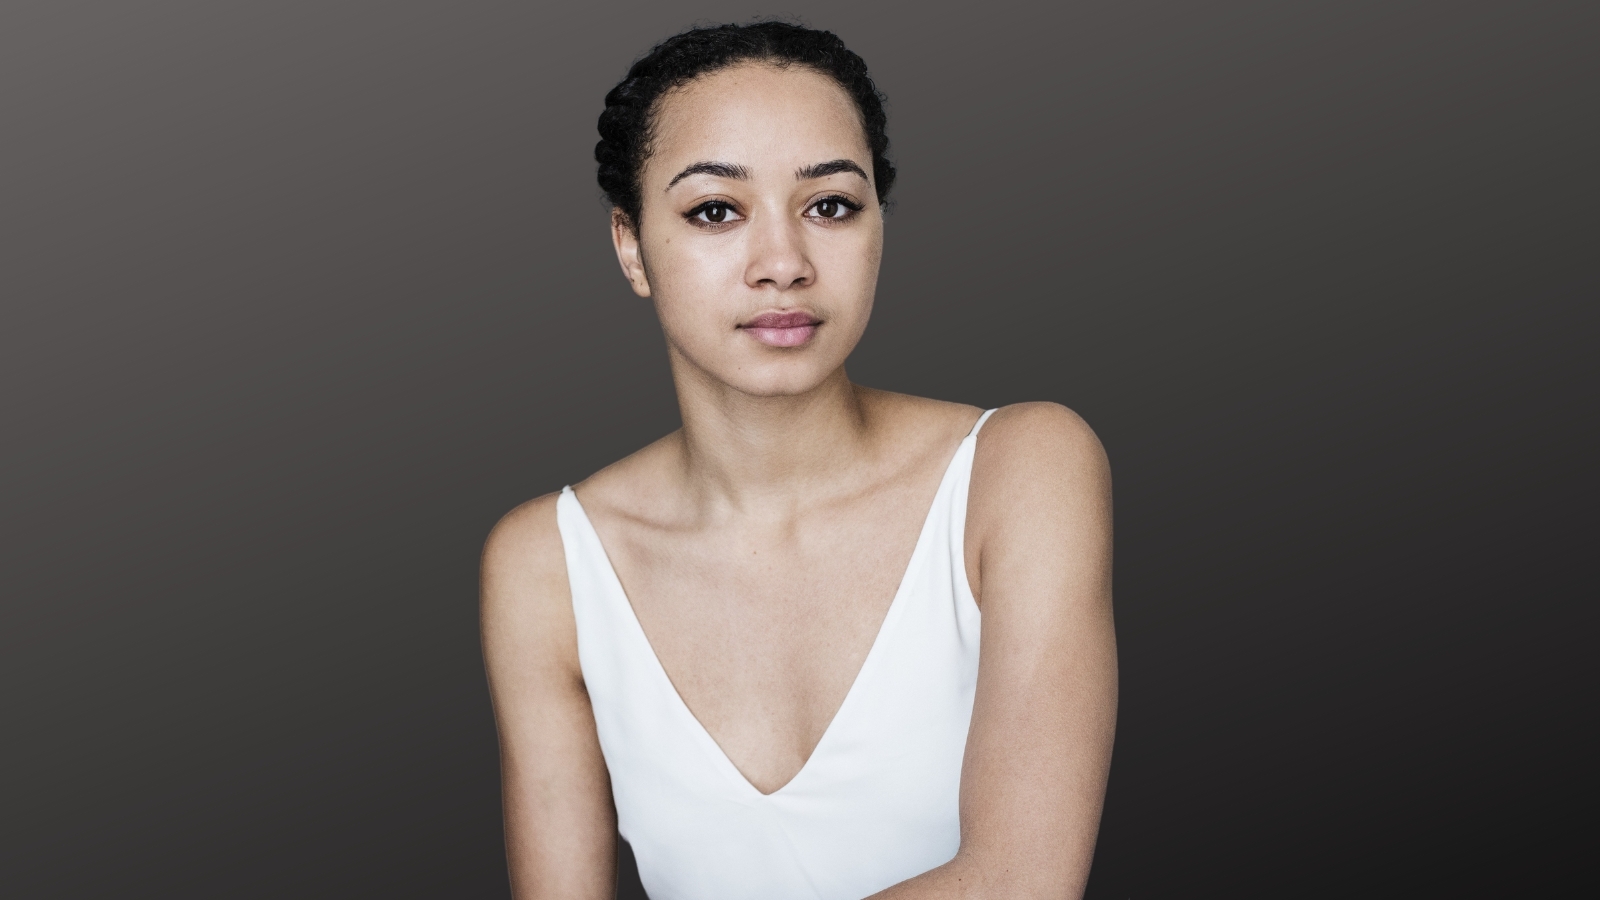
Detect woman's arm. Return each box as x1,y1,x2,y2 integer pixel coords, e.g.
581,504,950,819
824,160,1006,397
481,494,617,899
870,402,1118,900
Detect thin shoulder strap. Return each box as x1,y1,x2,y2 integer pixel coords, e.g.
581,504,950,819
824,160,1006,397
968,408,999,439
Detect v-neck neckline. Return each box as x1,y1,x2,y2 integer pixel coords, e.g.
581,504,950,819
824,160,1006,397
564,422,979,800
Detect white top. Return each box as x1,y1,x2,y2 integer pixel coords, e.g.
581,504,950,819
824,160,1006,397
556,409,995,900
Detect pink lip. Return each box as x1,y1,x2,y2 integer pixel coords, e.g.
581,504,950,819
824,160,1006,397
739,310,821,348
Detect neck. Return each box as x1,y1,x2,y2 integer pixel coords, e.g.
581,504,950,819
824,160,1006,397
669,356,875,516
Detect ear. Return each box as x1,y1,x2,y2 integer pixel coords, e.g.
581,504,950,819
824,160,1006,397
610,209,652,298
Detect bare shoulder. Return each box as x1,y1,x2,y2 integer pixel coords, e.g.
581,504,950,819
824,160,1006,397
966,402,1112,603
973,401,1109,493
482,491,566,600
480,491,579,686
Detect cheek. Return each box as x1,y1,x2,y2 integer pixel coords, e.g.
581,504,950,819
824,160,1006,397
643,237,741,335
832,231,884,309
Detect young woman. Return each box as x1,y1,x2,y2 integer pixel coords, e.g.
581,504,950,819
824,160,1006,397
481,22,1116,900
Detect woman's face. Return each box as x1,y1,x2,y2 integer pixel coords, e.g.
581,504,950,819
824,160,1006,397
612,63,884,398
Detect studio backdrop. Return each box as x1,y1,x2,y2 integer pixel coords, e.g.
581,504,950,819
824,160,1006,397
2,1,1593,897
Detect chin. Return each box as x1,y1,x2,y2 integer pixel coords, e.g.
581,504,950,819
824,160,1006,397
724,356,840,398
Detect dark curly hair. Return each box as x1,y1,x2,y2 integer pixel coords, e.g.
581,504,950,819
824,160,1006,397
596,20,895,233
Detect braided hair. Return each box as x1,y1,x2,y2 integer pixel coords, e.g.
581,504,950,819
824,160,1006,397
596,21,895,233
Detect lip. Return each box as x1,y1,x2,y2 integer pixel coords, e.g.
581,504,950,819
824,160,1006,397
738,310,822,348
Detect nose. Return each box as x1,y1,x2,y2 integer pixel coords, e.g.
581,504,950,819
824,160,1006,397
743,213,814,291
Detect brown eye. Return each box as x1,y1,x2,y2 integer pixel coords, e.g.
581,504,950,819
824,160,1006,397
688,201,739,225
807,196,861,221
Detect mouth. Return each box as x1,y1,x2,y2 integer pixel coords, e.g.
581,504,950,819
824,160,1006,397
738,310,822,348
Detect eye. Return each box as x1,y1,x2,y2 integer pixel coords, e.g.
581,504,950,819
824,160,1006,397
686,201,742,226
806,195,864,221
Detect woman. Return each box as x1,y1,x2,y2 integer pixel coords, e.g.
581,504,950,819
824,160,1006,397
481,21,1116,900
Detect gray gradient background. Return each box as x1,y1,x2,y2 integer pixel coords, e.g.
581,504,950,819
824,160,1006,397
2,1,1595,897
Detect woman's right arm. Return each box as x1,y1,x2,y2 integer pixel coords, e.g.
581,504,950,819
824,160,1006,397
481,493,617,899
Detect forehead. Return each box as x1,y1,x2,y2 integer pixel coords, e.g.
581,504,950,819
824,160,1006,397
647,63,869,182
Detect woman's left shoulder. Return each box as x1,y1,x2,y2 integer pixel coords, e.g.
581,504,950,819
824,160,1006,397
964,402,1113,608
973,401,1110,488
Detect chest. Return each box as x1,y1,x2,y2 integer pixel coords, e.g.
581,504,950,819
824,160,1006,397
600,488,935,793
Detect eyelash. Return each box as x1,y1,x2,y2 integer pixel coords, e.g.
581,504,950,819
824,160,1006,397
807,194,864,223
683,201,740,228
681,194,865,229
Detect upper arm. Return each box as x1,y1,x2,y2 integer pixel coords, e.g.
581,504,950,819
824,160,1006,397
480,494,616,899
959,402,1117,897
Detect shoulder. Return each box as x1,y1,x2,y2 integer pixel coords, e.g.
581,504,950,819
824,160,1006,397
973,401,1109,493
480,492,581,685
978,401,1105,466
482,491,566,594
966,402,1112,599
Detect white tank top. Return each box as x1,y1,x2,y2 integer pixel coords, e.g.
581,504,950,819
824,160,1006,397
556,409,994,900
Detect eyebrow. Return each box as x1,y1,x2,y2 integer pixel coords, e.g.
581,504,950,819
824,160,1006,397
664,158,872,190
796,159,869,182
666,161,751,189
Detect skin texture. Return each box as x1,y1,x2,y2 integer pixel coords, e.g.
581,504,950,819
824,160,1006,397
481,63,1116,899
